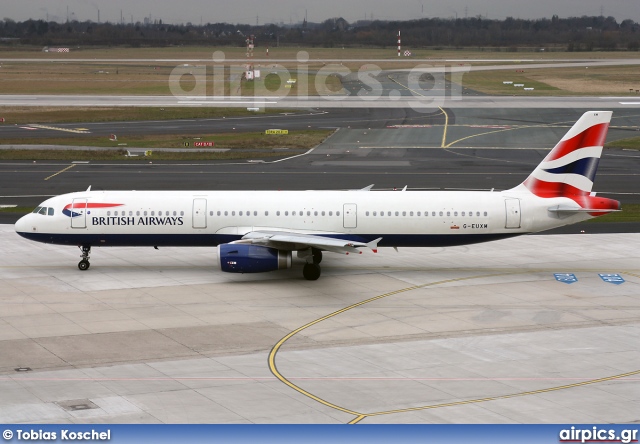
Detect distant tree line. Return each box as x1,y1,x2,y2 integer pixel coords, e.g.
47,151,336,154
1,15,638,51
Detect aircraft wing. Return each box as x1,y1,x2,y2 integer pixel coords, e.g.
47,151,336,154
231,230,382,255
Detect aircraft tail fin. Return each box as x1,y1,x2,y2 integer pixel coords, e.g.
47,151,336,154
511,111,620,214
514,111,612,197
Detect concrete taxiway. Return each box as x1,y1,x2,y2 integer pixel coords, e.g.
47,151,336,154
0,225,638,423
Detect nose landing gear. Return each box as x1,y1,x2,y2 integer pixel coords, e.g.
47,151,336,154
78,245,91,271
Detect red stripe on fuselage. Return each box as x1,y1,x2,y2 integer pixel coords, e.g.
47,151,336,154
63,203,124,210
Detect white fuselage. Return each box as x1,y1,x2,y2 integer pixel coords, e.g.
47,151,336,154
15,189,589,249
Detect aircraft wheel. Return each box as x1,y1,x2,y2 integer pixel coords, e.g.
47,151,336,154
78,260,90,271
312,249,323,265
303,263,321,281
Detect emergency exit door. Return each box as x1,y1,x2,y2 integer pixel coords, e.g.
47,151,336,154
343,204,357,229
192,198,207,229
505,198,521,229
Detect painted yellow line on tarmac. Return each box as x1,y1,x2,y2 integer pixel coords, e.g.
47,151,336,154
268,271,521,421
362,369,640,420
440,107,449,147
27,124,91,134
268,268,640,424
385,75,448,145
44,164,75,181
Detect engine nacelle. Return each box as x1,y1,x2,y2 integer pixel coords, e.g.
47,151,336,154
218,244,292,273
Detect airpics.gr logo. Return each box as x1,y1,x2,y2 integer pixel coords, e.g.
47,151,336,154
62,203,123,218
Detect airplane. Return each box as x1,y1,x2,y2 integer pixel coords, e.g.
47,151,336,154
15,111,620,281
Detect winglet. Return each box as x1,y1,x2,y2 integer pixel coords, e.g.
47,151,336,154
367,237,383,253
358,184,375,191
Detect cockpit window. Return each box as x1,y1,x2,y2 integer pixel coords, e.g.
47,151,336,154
32,206,54,216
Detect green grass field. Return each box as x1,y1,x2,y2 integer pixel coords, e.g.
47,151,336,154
0,129,331,161
606,137,640,150
455,65,640,96
0,107,289,125
586,204,640,223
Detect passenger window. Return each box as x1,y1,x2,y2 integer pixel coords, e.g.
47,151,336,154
337,211,341,216
484,212,488,216
373,211,377,216
417,211,421,216
254,211,258,216
439,211,443,217
210,211,213,216
48,208,54,216
461,212,465,216
107,211,111,216
292,211,296,216
239,211,243,216
307,211,311,216
314,211,318,216
380,211,384,217
265,211,269,216
276,211,280,216
409,212,413,216
366,211,369,216
129,211,133,216
137,211,140,216
454,212,458,216
395,212,399,216
224,211,228,216
476,212,480,216
321,211,325,216
232,211,235,216
432,212,436,216
217,211,221,216
285,211,289,216
180,211,184,216
174,211,177,216
151,211,155,216
329,211,333,216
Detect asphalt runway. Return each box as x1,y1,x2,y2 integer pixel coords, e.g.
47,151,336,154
1,107,639,225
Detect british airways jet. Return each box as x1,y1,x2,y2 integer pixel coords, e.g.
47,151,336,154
15,111,620,280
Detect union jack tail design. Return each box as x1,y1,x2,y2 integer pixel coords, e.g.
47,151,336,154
517,111,611,197
512,111,620,214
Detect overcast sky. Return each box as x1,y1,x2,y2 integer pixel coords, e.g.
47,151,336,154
4,0,639,25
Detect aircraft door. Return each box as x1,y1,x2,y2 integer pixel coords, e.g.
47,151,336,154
70,198,87,229
505,198,521,229
343,203,357,229
193,198,207,229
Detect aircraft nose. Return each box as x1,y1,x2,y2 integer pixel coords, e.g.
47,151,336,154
15,213,32,235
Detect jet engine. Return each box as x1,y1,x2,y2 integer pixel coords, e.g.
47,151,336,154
218,244,292,273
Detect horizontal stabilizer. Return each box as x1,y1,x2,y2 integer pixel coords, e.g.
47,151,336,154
548,204,620,214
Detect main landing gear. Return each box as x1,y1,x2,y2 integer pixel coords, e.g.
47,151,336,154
302,248,323,281
78,245,91,271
